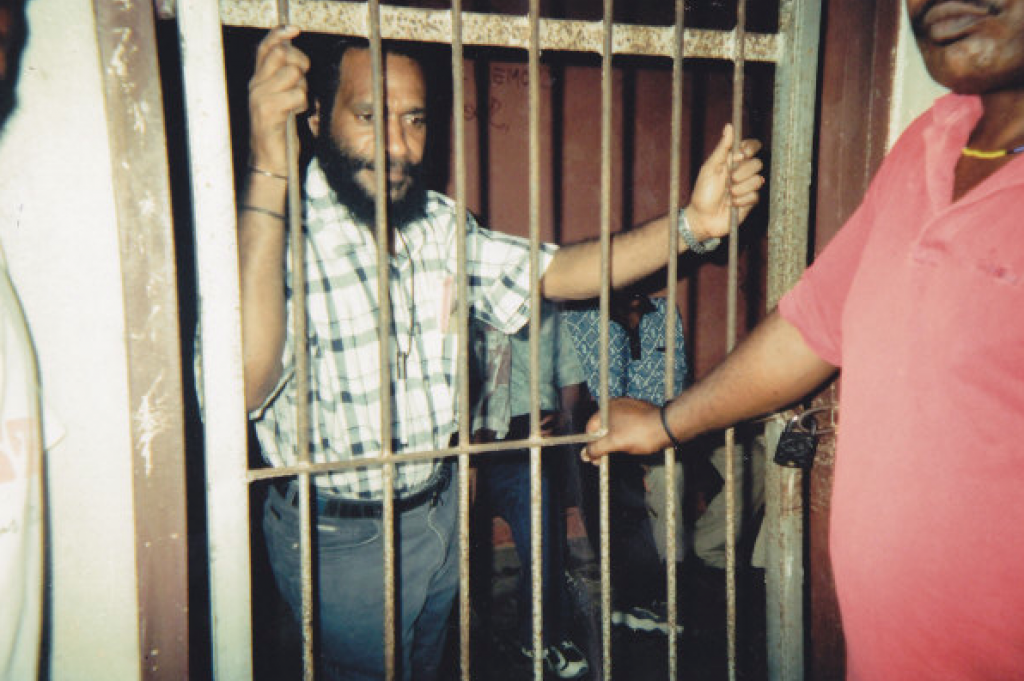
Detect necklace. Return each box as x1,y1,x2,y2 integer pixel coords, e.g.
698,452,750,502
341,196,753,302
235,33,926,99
961,144,1024,160
392,229,415,381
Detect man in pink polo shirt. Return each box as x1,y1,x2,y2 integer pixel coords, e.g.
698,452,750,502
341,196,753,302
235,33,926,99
582,0,1024,678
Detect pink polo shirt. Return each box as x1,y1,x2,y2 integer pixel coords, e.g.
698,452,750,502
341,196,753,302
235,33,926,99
780,94,1024,679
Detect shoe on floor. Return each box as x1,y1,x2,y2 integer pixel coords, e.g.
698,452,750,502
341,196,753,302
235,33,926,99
610,602,684,635
518,639,590,679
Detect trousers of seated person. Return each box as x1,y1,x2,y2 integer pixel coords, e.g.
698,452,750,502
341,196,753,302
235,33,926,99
647,438,766,569
263,478,459,681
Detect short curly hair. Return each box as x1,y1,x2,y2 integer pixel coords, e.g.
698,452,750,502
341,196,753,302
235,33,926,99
300,34,450,134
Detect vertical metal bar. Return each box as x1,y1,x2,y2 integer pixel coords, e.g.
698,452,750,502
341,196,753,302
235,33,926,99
176,1,254,678
526,2,545,678
723,1,749,679
450,2,473,679
598,0,615,677
765,1,822,679
529,434,543,681
662,1,687,677
366,3,399,679
271,3,317,679
93,1,189,676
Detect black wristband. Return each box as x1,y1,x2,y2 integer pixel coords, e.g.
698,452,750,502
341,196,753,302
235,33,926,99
659,403,683,450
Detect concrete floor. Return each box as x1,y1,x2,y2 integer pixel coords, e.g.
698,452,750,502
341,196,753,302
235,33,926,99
250,525,768,681
448,539,768,681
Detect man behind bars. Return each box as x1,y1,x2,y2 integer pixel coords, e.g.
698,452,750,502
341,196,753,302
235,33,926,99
584,0,1024,678
239,26,762,680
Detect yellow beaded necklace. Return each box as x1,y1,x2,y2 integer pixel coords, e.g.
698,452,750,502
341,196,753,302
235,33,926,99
961,144,1024,159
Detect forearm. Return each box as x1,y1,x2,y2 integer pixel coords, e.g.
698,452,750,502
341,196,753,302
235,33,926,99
540,213,676,300
235,26,310,411
238,174,289,411
583,310,835,460
663,311,836,443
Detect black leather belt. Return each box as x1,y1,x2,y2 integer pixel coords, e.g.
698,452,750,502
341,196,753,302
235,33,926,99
271,464,452,519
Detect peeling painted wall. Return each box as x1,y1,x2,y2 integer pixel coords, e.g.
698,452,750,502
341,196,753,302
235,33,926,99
0,0,141,677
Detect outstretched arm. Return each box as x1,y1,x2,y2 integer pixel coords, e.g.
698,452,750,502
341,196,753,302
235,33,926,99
582,311,837,461
540,124,764,301
238,26,310,411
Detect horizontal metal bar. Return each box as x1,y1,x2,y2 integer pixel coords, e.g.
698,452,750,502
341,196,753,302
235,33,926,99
209,0,780,62
246,431,601,481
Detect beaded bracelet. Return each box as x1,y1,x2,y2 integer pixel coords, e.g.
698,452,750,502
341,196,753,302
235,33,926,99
659,404,683,450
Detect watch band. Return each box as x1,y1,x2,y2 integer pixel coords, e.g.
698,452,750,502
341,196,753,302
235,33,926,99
677,208,721,254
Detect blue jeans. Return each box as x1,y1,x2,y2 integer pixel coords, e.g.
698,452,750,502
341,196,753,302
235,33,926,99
263,472,459,681
476,445,569,644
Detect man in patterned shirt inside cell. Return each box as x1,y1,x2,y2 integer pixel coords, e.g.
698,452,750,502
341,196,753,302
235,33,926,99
238,25,763,681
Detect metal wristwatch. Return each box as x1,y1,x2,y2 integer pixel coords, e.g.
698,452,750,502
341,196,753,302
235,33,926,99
677,208,721,254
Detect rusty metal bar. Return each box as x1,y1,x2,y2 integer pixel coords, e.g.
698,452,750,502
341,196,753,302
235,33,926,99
660,0,687,676
363,4,401,680
764,0,823,678
723,2,749,679
270,1,317,677
449,2,473,678
176,0,254,678
597,0,615,677
214,0,780,62
526,2,544,677
94,1,189,677
246,431,601,481
529,439,543,681
767,0,822,304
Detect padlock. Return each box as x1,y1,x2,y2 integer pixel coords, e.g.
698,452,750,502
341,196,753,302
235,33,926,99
773,412,819,469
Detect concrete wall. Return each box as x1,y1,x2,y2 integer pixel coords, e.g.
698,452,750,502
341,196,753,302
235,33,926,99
0,0,140,677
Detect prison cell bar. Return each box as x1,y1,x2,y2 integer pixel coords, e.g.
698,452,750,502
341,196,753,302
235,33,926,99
524,0,546,678
360,3,405,679
661,1,687,676
219,0,781,62
723,2,750,680
764,1,823,679
449,1,475,677
268,1,319,678
595,0,617,676
178,1,825,678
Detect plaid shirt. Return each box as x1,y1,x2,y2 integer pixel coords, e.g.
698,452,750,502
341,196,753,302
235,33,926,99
252,159,556,499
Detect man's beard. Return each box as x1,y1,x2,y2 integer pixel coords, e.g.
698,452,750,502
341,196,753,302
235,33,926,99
315,130,428,232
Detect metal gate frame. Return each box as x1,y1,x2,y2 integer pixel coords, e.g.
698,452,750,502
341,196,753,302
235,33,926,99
165,1,824,679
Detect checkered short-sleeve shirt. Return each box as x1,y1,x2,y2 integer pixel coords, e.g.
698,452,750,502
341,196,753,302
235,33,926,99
252,159,556,499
